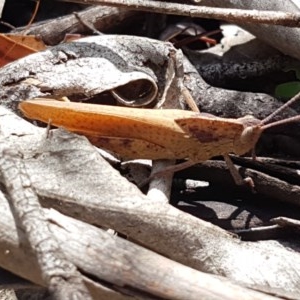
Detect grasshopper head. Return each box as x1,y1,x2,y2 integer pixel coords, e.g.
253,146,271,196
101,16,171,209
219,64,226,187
232,91,300,156
234,115,263,155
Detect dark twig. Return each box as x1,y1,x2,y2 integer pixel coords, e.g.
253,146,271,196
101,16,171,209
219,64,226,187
177,160,300,206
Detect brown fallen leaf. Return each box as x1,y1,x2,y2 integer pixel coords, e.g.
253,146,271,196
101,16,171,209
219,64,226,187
0,33,46,67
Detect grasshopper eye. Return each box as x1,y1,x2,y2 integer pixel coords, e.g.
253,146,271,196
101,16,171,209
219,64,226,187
240,125,262,147
240,126,255,145
234,125,262,156
237,115,262,147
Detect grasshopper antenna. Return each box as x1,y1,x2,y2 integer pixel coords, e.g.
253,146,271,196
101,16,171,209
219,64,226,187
261,115,300,130
260,91,300,127
250,92,300,164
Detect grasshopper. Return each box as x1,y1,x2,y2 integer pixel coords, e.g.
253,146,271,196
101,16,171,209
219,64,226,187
19,95,300,185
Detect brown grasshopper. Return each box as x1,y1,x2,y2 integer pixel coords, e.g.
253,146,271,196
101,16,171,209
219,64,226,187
19,95,300,185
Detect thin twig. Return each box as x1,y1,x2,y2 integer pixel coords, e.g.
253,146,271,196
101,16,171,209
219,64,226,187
147,159,175,203
0,20,15,30
271,216,300,230
61,0,300,27
26,0,40,27
73,11,102,35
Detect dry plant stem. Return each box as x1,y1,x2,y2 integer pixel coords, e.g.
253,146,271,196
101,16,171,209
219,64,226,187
234,225,281,235
73,11,102,35
26,0,40,27
61,0,300,27
0,147,91,300
141,160,197,187
147,159,176,203
163,47,200,112
0,20,15,30
181,85,200,113
232,225,291,242
271,216,300,229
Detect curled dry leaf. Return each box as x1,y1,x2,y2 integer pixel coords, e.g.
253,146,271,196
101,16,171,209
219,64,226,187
0,35,187,111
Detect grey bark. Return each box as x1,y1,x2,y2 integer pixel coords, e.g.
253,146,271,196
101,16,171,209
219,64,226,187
12,6,136,45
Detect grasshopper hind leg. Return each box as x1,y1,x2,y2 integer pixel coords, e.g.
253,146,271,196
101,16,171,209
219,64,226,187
223,154,255,189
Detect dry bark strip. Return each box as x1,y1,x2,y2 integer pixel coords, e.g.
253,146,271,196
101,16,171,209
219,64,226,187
1,107,300,299
0,147,92,299
60,0,300,27
0,194,282,300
